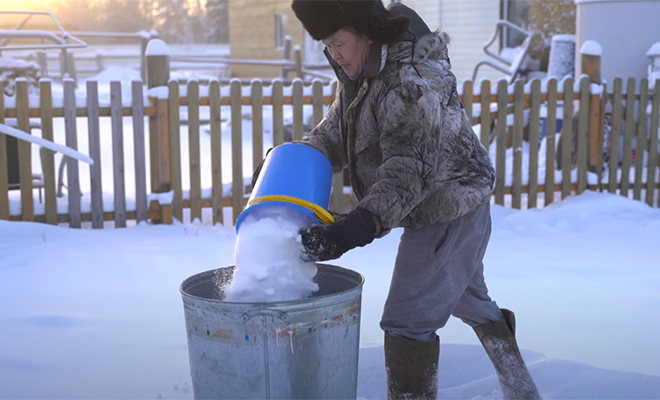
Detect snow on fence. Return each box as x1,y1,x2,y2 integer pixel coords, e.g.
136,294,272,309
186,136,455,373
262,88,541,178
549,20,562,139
1,49,659,228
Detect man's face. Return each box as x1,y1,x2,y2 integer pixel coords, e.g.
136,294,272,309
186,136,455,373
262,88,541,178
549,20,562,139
322,28,373,78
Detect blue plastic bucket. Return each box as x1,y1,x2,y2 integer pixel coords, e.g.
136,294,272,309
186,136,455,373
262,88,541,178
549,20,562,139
236,143,335,231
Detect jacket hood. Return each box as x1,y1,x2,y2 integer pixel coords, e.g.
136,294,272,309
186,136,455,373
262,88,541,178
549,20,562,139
387,30,452,65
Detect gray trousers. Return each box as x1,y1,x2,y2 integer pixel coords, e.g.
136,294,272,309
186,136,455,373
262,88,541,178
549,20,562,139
380,202,503,342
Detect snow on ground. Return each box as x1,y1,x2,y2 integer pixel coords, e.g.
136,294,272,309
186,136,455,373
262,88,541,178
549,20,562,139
3,60,660,399
1,191,660,399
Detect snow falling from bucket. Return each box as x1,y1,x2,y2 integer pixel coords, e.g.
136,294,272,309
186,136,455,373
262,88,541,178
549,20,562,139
224,207,318,302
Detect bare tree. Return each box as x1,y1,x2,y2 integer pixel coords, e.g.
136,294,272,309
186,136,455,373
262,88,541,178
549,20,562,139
206,0,229,43
43,0,229,44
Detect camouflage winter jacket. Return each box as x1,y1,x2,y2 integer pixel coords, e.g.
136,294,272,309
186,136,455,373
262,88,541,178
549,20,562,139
302,31,495,237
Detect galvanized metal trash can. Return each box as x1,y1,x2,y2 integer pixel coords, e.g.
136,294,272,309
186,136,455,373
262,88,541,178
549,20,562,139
180,264,364,399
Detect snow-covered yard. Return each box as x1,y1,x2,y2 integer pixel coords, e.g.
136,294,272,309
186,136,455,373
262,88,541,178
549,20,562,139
1,191,660,399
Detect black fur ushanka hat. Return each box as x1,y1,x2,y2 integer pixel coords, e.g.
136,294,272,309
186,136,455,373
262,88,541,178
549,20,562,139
291,0,410,44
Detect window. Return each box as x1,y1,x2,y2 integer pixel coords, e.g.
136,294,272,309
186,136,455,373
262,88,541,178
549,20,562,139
501,0,530,48
275,13,288,49
303,32,327,66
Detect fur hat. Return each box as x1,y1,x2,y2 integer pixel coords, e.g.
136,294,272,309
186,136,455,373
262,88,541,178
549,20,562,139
291,0,410,44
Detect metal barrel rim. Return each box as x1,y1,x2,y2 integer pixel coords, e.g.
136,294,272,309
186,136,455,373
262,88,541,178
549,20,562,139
180,263,365,309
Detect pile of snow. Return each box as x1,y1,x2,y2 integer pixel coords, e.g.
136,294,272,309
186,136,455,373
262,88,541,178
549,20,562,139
225,206,318,302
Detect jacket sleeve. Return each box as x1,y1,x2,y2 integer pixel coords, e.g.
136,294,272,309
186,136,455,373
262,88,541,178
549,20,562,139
357,81,441,236
299,97,347,174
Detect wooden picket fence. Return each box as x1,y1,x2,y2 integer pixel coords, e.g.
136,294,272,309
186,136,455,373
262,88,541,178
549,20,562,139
1,72,659,228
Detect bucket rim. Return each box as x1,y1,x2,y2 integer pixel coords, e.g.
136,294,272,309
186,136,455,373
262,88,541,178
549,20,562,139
179,263,365,307
248,195,335,224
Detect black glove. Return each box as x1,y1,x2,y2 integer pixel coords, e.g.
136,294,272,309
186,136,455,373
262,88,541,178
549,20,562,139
251,147,273,189
299,207,377,262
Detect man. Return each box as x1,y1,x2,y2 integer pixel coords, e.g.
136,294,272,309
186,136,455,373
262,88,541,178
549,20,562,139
281,1,542,399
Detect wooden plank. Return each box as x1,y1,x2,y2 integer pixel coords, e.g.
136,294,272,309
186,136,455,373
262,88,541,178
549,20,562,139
577,77,590,194
86,80,104,229
63,79,81,228
646,83,660,207
561,77,574,199
528,79,541,208
188,80,202,222
110,81,127,228
292,79,304,141
231,80,244,223
16,79,34,221
480,80,491,147
329,80,343,211
168,80,183,222
40,80,57,225
633,79,648,201
609,78,623,194
3,106,158,119
272,80,284,146
545,78,558,206
132,81,148,223
157,97,171,192
596,82,607,191
0,81,8,220
620,78,636,197
209,80,223,225
494,79,508,206
312,80,324,126
148,96,160,193
251,80,264,173
462,80,474,122
512,80,524,209
588,89,603,172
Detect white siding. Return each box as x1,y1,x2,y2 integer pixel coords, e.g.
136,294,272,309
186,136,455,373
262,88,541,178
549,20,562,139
440,0,503,82
414,0,441,31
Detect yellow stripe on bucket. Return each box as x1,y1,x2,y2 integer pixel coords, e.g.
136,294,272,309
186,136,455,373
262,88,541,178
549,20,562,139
248,195,336,224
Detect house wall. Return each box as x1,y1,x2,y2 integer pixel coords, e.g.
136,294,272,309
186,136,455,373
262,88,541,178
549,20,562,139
404,0,505,81
227,0,419,79
228,0,305,79
415,0,442,31
440,0,504,82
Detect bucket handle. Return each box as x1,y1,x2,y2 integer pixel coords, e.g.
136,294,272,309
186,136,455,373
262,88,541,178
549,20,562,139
241,309,290,323
248,195,336,224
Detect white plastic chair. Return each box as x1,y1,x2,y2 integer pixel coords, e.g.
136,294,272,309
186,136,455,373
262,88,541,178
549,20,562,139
472,20,533,83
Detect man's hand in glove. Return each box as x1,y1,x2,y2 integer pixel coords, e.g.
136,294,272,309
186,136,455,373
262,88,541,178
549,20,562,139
299,207,377,262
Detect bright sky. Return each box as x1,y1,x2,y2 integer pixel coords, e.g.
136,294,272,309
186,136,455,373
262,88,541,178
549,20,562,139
0,0,47,10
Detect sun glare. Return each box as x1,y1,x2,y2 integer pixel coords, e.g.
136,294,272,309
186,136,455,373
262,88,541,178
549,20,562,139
0,0,44,10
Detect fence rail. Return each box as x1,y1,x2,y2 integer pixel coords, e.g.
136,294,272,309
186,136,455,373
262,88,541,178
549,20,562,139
1,65,659,228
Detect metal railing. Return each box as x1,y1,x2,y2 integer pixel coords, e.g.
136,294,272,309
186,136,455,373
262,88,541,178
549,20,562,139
0,11,87,78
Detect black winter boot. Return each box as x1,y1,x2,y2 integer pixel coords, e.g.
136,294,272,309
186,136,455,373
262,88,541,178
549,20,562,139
473,309,542,400
384,332,439,400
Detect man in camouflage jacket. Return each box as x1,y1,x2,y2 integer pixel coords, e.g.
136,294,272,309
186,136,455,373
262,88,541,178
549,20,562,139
285,1,542,399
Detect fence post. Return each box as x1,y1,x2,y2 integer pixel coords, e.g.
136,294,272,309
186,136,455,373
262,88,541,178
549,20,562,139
281,35,292,79
580,40,603,175
294,45,303,79
146,39,171,195
141,30,159,82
